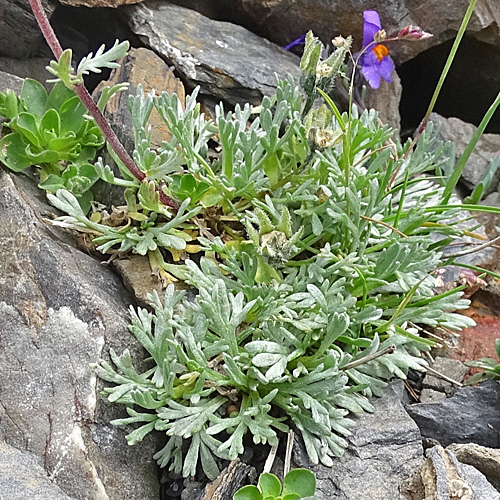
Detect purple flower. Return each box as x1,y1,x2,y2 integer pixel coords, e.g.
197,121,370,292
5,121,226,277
284,34,306,51
359,10,394,89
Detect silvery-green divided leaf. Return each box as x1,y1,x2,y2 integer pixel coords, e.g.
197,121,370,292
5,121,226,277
77,40,129,77
47,189,86,218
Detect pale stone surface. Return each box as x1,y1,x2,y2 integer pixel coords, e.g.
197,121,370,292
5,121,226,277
59,0,144,6
448,443,500,491
421,445,500,500
0,70,24,94
0,170,160,499
293,382,424,499
124,1,301,106
430,112,500,194
422,357,469,395
0,441,72,500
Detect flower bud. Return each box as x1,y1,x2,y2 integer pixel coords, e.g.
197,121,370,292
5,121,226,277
373,29,387,42
398,25,433,40
332,36,347,48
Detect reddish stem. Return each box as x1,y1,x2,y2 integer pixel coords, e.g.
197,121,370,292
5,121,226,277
28,0,179,211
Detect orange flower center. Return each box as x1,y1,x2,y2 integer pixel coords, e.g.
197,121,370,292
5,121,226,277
372,44,389,62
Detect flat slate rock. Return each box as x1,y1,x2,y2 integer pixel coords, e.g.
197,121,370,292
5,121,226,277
196,0,500,65
0,440,72,500
421,445,500,500
406,380,500,448
124,1,301,105
431,112,500,194
0,70,24,94
0,0,55,59
60,0,144,5
0,170,160,499
293,381,424,500
448,442,500,491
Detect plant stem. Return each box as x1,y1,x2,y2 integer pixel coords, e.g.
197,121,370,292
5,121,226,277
425,365,464,387
341,344,396,371
28,0,179,211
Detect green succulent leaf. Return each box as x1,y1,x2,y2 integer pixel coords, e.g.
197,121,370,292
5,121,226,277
258,473,282,498
234,485,263,500
282,469,316,497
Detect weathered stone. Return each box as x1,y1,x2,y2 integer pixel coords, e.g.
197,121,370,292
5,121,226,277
0,170,160,499
448,442,500,491
0,57,53,90
0,0,55,59
422,357,469,395
406,380,500,448
112,255,165,307
0,70,24,94
420,388,447,404
421,445,500,500
0,71,24,130
363,71,402,133
200,459,256,500
95,46,185,153
59,0,144,6
124,1,301,106
293,381,423,499
481,191,500,208
0,440,72,500
194,0,500,66
430,112,500,194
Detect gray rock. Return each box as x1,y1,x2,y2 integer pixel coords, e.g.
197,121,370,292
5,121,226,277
180,459,256,500
481,191,500,208
420,388,447,404
0,70,24,94
124,1,301,106
0,170,160,499
422,357,469,395
60,0,145,6
448,443,500,491
430,112,500,195
434,207,496,283
0,440,72,500
0,56,53,90
421,445,500,500
201,0,500,66
293,381,423,500
0,0,55,59
406,380,500,448
363,71,402,134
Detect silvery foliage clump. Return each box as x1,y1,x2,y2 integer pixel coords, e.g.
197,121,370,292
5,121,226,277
52,33,476,478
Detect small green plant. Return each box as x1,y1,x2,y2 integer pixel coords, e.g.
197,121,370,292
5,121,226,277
46,7,484,480
0,80,105,211
234,469,319,500
20,0,500,484
465,338,500,384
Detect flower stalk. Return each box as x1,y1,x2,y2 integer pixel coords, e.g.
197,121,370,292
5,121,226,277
28,0,180,211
